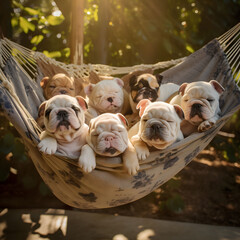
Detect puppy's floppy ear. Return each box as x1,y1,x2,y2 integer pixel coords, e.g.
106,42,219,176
84,83,95,96
178,83,188,96
117,113,129,127
173,104,185,120
137,99,151,117
113,78,124,88
129,75,137,87
156,74,163,86
38,101,47,117
40,77,50,89
209,80,225,95
76,96,88,111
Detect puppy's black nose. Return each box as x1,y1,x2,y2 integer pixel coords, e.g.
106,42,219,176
60,90,67,94
107,97,113,103
57,110,68,120
151,124,161,132
192,103,202,110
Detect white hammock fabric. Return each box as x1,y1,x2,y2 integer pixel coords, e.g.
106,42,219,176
0,23,240,209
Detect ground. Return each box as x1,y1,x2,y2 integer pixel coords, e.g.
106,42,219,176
0,146,240,227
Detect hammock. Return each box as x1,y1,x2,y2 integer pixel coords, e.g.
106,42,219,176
0,23,240,209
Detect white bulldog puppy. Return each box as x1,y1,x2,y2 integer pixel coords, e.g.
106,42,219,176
84,78,131,124
129,99,184,161
38,95,88,159
79,113,139,175
170,80,224,136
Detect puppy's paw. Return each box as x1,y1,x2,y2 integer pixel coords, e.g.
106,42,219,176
78,157,96,173
198,119,215,132
78,145,96,173
38,137,57,155
135,145,150,161
125,160,140,176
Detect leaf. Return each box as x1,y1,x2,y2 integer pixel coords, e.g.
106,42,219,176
31,35,44,45
46,15,64,26
24,7,40,16
19,17,35,33
11,17,18,28
63,48,70,58
43,50,62,58
186,44,194,53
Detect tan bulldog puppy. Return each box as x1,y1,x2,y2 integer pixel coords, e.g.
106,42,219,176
170,80,224,136
79,113,139,175
37,73,83,128
38,95,88,159
129,100,184,161
84,78,131,124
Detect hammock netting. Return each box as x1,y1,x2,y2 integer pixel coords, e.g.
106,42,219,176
0,23,240,209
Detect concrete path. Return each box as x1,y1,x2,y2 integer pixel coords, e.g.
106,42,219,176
0,209,240,240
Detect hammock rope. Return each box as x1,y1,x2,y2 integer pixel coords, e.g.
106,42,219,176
0,23,240,209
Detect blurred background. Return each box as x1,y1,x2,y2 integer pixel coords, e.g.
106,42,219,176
0,0,240,226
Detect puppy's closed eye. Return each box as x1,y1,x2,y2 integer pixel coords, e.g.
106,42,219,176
71,105,80,114
45,108,52,118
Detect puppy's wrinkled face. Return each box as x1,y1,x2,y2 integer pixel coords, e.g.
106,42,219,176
179,81,224,125
138,101,183,149
41,73,76,99
85,79,124,114
87,113,128,157
43,95,86,141
129,73,161,104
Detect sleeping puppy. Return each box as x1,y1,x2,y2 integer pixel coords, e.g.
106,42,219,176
40,73,78,99
170,80,224,136
38,95,88,159
129,100,184,161
84,78,131,124
37,73,82,128
79,113,139,175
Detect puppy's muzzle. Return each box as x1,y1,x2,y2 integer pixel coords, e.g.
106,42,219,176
149,123,162,140
57,110,70,129
107,97,113,103
134,88,158,103
190,103,203,119
60,90,67,94
105,147,117,154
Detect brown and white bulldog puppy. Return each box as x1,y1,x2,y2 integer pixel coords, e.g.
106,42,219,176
84,78,131,124
129,73,162,113
38,95,88,159
40,73,78,99
129,100,184,161
37,73,83,128
127,73,180,127
79,113,139,175
170,80,224,136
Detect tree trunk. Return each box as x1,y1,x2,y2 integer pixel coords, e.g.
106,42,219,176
0,0,12,38
96,0,109,64
70,0,84,65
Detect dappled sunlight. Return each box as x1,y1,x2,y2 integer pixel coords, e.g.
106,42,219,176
137,229,155,240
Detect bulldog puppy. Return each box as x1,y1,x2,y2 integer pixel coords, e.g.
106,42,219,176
129,99,184,161
84,78,131,124
37,73,83,128
170,80,224,136
38,95,88,159
129,73,162,113
79,113,139,175
40,73,78,99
